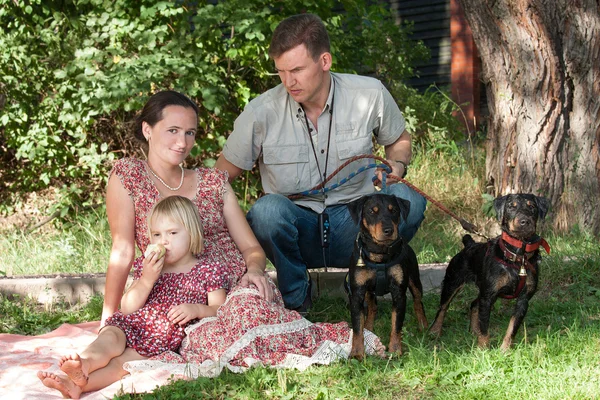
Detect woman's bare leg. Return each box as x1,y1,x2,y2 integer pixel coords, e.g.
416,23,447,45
59,326,127,387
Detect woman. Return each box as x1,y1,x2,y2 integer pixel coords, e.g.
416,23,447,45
102,91,271,326
106,91,383,378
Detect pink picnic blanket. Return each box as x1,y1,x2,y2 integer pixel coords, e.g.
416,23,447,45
0,322,179,399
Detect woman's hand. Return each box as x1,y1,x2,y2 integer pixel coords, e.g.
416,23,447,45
239,268,273,302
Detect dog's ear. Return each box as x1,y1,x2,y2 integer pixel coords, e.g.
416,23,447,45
535,196,550,220
493,195,508,222
348,196,368,224
394,196,411,222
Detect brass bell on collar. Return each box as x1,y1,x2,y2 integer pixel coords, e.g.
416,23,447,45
356,255,366,268
519,266,527,276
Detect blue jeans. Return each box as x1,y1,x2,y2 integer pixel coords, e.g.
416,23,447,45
247,184,427,309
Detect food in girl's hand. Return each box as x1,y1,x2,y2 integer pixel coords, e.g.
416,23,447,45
145,243,166,259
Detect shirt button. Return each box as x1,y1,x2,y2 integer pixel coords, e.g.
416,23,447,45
321,149,325,154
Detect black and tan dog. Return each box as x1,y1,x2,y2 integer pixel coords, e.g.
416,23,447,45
429,193,550,350
347,193,428,360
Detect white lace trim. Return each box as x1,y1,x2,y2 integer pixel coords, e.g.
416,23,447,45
124,322,381,379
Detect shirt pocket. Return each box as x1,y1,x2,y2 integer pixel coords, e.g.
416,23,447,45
335,123,373,188
262,143,311,194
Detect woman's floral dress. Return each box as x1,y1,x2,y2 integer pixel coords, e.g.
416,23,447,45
112,158,382,376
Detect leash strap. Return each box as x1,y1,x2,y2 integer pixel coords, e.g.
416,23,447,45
287,154,482,237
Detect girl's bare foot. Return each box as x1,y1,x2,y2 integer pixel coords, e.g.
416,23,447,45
58,354,89,388
37,371,82,399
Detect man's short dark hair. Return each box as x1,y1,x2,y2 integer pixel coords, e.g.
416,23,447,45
268,14,330,61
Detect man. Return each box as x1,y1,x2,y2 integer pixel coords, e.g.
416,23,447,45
215,13,426,313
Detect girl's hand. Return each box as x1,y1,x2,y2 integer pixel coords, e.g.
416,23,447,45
167,304,201,326
239,268,273,302
141,251,164,284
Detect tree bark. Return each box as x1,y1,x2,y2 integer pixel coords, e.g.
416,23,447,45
458,0,600,234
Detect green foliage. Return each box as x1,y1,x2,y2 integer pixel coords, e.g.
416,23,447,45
0,0,458,217
391,84,465,158
482,193,496,218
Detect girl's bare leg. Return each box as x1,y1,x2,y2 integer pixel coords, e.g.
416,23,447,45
37,371,83,399
82,347,147,392
59,326,127,387
38,345,146,398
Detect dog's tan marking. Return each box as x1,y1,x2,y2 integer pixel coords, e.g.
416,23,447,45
470,305,481,335
430,283,465,336
478,333,490,348
366,252,385,263
409,280,428,330
493,273,512,293
526,273,537,294
388,309,402,354
507,219,518,233
350,318,365,360
389,264,404,284
365,291,377,331
354,268,375,286
362,217,369,230
366,218,399,243
500,316,517,351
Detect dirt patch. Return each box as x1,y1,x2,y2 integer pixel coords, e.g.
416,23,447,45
0,188,61,234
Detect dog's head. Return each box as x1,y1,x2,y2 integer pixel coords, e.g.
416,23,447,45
348,193,410,244
493,193,550,239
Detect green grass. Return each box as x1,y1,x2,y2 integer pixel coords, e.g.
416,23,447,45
2,148,600,398
2,248,598,399
0,208,113,276
112,248,600,400
0,293,104,335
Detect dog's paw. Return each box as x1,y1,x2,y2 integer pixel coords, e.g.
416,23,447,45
349,349,365,361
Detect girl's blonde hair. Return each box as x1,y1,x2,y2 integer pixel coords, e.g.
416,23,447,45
148,195,204,255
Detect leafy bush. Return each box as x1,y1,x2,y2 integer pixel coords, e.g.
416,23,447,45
0,0,461,217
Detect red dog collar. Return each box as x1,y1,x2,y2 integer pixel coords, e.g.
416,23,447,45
501,232,551,254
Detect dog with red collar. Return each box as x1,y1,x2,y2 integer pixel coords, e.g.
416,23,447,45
429,193,550,351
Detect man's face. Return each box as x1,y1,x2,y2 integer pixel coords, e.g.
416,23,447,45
273,44,331,106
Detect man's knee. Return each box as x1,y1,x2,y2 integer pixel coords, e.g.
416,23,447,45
247,194,297,240
247,194,292,220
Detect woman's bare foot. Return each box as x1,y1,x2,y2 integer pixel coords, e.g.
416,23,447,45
374,339,386,358
58,354,89,388
37,371,82,399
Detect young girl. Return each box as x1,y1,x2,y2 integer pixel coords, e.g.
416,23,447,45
37,195,227,398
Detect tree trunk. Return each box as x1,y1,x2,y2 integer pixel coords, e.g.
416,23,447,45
458,0,600,234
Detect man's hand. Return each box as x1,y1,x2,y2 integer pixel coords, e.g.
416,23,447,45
239,268,274,302
374,160,406,187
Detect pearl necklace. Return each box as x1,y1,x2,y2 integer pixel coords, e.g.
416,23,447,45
147,163,185,191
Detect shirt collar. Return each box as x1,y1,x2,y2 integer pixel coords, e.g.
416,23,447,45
294,73,335,118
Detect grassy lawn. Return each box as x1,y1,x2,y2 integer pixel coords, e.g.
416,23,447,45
1,150,599,398
1,228,598,399
111,244,599,400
